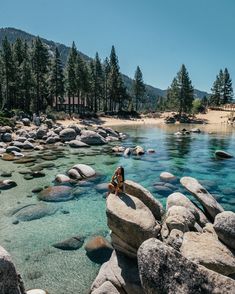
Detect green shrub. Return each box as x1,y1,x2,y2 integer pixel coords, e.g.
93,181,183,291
0,116,15,127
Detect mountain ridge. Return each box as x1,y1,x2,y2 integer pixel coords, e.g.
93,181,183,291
0,27,209,100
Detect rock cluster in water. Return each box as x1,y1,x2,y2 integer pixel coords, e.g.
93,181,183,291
90,177,235,293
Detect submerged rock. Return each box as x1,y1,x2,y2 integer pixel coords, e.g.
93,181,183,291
85,236,113,264
215,150,233,159
160,171,177,182
38,186,73,202
138,238,235,294
26,289,48,294
52,236,84,250
68,140,89,148
13,203,58,222
0,179,17,190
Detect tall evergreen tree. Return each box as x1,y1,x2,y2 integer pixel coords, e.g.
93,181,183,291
103,57,110,112
222,68,233,104
133,66,145,112
1,37,15,110
167,64,194,115
49,47,64,110
66,42,77,115
108,46,121,111
31,37,49,113
210,72,222,106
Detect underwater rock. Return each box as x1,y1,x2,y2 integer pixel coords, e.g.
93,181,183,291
160,172,177,182
38,186,73,202
215,150,233,159
0,179,17,190
13,203,58,222
68,140,89,148
52,235,84,250
85,236,113,264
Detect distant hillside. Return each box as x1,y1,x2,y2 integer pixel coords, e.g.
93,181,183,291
0,27,209,101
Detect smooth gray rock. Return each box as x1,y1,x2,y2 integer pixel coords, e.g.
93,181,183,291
80,130,106,145
2,132,12,142
38,186,73,202
180,176,224,220
167,192,209,227
91,250,143,294
213,211,235,250
0,179,17,190
68,140,89,148
181,227,235,276
59,128,76,141
125,179,163,221
72,163,96,178
107,193,160,257
138,238,235,294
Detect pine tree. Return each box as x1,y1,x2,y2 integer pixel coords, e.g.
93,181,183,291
49,47,64,110
21,42,33,112
133,66,145,112
31,37,49,113
66,42,77,115
222,68,233,104
0,52,3,109
210,73,222,106
1,37,15,110
103,57,110,112
167,64,194,115
108,46,121,112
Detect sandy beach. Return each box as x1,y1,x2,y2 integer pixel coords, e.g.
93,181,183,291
57,109,233,128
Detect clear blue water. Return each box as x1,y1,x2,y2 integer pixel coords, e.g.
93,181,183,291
0,124,234,294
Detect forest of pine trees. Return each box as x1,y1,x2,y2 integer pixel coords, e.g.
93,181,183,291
0,37,146,115
0,36,234,117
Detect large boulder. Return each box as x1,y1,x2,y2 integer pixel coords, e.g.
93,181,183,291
162,205,196,238
0,246,25,294
213,211,235,250
167,192,209,227
59,128,76,142
137,238,235,294
181,226,235,276
38,186,73,202
124,180,163,221
90,250,143,294
36,127,47,139
180,176,224,220
80,130,107,145
72,163,96,178
106,193,160,257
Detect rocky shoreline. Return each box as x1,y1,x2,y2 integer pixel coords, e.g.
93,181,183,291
90,178,235,294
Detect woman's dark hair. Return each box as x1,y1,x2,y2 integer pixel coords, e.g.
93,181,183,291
118,166,125,181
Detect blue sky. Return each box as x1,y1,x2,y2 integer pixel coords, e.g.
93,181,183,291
0,0,235,92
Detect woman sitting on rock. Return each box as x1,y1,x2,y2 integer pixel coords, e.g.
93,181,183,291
108,166,125,196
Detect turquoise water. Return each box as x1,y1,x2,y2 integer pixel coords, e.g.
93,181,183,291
0,124,235,294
